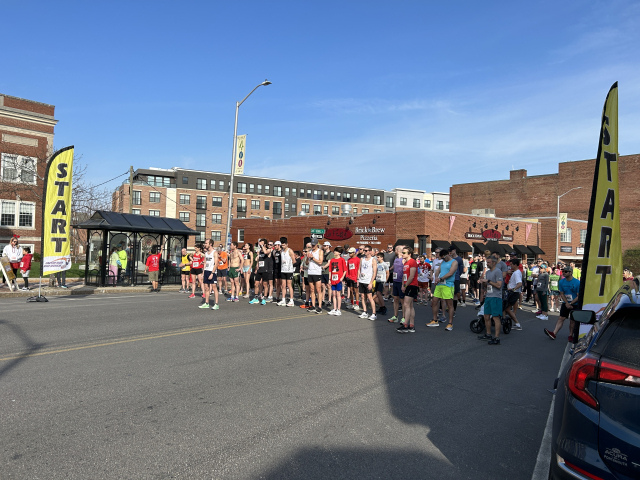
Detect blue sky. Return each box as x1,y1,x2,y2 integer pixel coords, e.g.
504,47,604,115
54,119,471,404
2,0,639,191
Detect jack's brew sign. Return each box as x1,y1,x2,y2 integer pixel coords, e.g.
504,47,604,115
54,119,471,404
354,226,385,243
324,228,353,241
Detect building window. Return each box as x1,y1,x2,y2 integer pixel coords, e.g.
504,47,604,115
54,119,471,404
197,178,206,190
362,208,369,213
238,229,244,242
264,200,270,210
132,191,141,205
312,190,320,200
273,202,282,215
218,180,225,191
301,204,310,213
147,175,172,187
257,184,263,194
385,197,394,208
330,191,335,200
196,195,207,209
179,194,190,205
374,209,381,213
149,210,160,217
560,227,572,243
313,204,322,215
337,192,342,201
332,206,339,215
291,204,297,213
150,192,161,203
305,190,311,198
196,213,206,227
373,195,381,205
292,188,297,197
251,200,260,210
436,201,444,210
284,203,290,212
446,201,450,210
424,199,431,208
413,199,421,208
0,201,15,226
249,183,255,193
324,191,328,200
400,197,407,206
264,185,270,195
211,231,222,242
237,182,247,194
580,229,587,243
360,194,365,202
1,154,37,184
353,208,358,214
210,179,216,190
179,212,190,222
274,186,282,197
182,176,189,184
343,192,351,202
212,197,222,207
323,205,328,214
211,214,222,224
284,187,289,197
366,195,371,203
237,199,247,213
132,209,141,215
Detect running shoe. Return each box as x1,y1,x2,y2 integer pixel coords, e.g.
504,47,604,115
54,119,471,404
538,315,548,320
346,304,354,310
277,300,287,306
359,312,369,319
300,303,308,309
249,298,260,304
407,326,415,333
226,297,234,301
535,310,542,315
513,323,522,330
396,325,409,333
328,309,336,315
189,294,196,298
459,303,466,308
488,338,500,345
199,303,209,309
211,304,219,310
353,304,361,311
261,299,266,305
544,328,556,340
315,307,322,314
287,300,295,307
426,320,440,327
400,318,406,325
369,314,377,321
233,297,239,302
388,316,397,323
445,324,453,331
266,297,273,303
478,334,492,340
335,310,342,316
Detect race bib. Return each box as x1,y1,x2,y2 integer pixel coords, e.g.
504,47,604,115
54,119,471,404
565,294,573,301
359,272,365,280
403,274,407,282
551,281,558,287
527,275,533,281
275,257,279,263
332,274,339,281
487,285,493,293
460,284,466,290
349,264,355,270
258,261,264,267
219,260,224,266
393,272,398,280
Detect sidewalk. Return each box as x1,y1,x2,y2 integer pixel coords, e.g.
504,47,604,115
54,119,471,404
0,280,182,298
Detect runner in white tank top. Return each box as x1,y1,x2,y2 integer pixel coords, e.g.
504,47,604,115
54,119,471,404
277,240,296,307
359,257,374,284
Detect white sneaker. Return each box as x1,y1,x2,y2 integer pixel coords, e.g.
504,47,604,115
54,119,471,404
359,312,369,319
539,315,549,320
277,300,287,306
369,314,377,321
353,305,361,311
346,304,354,310
328,309,336,315
459,302,466,307
335,310,342,316
287,300,295,307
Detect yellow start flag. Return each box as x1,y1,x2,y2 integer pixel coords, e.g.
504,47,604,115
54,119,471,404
234,134,246,175
41,146,74,276
579,83,622,319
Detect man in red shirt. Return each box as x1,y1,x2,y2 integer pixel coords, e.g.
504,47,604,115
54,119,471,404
327,247,347,315
145,244,163,292
345,247,361,310
397,246,419,333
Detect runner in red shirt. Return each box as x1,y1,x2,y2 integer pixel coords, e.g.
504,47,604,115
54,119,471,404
345,247,361,310
144,244,163,292
189,243,205,298
398,247,419,332
327,247,347,315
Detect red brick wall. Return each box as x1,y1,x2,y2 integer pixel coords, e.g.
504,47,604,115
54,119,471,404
3,95,55,116
450,154,640,252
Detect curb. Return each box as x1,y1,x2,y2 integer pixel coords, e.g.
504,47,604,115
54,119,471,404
0,285,183,298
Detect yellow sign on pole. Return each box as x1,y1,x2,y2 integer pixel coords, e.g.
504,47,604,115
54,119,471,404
41,146,74,276
234,134,246,175
579,83,622,320
558,213,568,234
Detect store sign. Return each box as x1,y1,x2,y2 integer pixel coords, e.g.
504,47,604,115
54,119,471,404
576,247,585,255
354,227,385,234
324,228,353,241
560,246,573,253
465,231,513,242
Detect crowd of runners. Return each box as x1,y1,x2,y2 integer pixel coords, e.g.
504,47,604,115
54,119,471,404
159,236,608,345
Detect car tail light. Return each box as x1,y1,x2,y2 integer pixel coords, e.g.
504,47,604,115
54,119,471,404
563,459,605,480
599,360,640,387
568,354,599,409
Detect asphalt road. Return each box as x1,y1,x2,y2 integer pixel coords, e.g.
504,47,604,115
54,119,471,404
0,293,567,479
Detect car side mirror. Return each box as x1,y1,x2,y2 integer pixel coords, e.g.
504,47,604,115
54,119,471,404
570,310,596,325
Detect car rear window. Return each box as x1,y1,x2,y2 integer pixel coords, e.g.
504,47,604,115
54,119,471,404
601,313,640,367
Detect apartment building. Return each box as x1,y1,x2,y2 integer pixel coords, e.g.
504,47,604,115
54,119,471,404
393,188,450,211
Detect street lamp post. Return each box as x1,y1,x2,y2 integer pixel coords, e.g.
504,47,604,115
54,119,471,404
225,80,271,248
556,187,582,266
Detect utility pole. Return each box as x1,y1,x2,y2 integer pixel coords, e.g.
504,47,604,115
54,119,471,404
129,166,134,214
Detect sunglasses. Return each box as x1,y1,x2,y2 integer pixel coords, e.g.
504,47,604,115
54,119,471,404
402,251,409,255
364,249,371,252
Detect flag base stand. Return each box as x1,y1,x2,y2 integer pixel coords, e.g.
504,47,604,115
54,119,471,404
27,276,48,303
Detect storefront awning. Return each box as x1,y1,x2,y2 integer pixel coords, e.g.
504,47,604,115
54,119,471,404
528,245,545,255
431,240,451,250
73,211,197,236
472,242,488,253
513,244,533,256
450,241,472,252
395,239,415,248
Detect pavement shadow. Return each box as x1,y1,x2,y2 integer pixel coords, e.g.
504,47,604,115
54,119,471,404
0,319,46,380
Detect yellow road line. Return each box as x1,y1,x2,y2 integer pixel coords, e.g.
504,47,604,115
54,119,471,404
0,313,309,362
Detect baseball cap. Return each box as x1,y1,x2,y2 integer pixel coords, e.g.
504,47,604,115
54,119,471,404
510,251,518,256
323,241,331,246
274,241,282,245
562,266,572,272
311,238,318,245
348,247,356,253
448,245,457,252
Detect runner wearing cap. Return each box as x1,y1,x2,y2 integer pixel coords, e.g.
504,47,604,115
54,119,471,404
382,244,395,301
345,247,360,310
321,241,333,306
544,266,581,342
307,238,324,313
357,245,378,320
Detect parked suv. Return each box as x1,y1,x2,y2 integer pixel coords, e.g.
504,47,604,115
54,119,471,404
549,283,640,480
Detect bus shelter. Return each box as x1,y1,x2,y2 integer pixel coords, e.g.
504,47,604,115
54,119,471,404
73,211,197,287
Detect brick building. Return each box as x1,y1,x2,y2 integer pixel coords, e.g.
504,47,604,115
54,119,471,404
449,155,640,265
1,94,58,254
112,167,451,249
230,210,542,260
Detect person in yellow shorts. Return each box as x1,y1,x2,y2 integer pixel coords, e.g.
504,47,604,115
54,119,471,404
178,247,191,293
428,249,457,331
